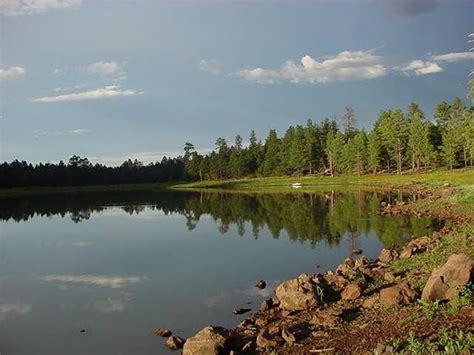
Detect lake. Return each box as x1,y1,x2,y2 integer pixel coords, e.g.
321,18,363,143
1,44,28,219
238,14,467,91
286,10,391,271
0,189,440,354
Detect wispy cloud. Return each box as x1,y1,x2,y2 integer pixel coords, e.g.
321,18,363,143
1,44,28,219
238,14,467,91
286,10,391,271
31,85,143,103
0,0,82,16
0,66,26,80
34,128,91,138
88,148,212,166
88,61,122,75
88,61,127,81
430,52,474,62
0,300,32,320
235,50,387,84
40,274,143,288
93,297,128,313
400,60,444,75
198,59,222,75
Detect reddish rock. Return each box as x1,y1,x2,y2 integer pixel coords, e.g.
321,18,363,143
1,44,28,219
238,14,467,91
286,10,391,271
341,284,362,301
421,254,474,303
166,335,186,350
378,248,399,264
275,273,321,311
155,328,172,337
380,282,418,306
182,326,228,355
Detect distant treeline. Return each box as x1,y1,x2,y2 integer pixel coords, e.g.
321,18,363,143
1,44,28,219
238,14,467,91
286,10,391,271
1,97,473,188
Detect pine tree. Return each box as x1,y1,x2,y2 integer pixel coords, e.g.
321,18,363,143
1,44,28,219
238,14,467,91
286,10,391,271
407,112,432,171
353,131,367,175
325,131,345,176
367,131,380,175
261,129,280,176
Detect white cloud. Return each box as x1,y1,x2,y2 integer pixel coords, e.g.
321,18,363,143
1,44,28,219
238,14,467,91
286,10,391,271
31,85,142,103
0,66,26,80
68,128,90,134
430,52,474,63
0,0,82,16
40,274,143,288
198,59,221,75
235,50,387,84
88,61,123,76
401,60,444,75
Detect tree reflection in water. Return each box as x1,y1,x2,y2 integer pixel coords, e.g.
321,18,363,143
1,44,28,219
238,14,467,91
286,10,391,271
0,189,442,247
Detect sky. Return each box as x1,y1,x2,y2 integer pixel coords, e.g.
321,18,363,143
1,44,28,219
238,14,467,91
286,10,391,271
0,0,473,166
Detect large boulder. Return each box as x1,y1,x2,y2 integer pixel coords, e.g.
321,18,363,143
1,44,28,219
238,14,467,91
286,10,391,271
421,254,474,302
182,326,229,355
275,273,322,311
380,282,418,306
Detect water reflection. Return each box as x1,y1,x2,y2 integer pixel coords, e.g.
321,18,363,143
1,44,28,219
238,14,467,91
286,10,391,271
0,189,439,247
0,189,442,354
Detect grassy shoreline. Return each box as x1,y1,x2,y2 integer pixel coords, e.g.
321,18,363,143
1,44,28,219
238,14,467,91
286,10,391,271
1,169,473,197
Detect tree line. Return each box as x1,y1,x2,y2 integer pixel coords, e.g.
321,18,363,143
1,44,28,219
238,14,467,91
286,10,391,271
183,98,473,180
0,97,473,188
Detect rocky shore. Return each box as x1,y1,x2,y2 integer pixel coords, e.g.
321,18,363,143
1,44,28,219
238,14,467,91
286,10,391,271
159,185,474,354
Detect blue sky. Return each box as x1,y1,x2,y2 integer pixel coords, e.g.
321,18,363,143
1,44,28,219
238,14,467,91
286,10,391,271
1,0,473,165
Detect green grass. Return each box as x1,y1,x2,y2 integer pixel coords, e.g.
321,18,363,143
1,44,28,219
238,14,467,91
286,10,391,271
387,329,474,354
173,168,474,191
390,227,474,289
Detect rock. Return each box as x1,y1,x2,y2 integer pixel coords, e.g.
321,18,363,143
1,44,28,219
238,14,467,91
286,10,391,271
310,309,342,328
233,308,251,315
344,258,356,268
256,329,278,349
441,187,454,198
362,296,378,308
443,182,450,187
341,284,362,300
421,254,474,303
260,298,275,312
378,248,399,264
155,328,172,337
381,201,387,207
275,273,321,311
400,242,426,259
380,282,418,306
324,271,349,289
166,335,186,350
336,262,357,280
355,257,369,268
384,271,397,283
255,280,267,289
281,328,296,345
352,249,363,255
255,317,267,328
182,326,228,355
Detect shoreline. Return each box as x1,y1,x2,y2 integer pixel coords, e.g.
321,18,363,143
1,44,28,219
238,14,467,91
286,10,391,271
172,181,474,354
1,168,473,198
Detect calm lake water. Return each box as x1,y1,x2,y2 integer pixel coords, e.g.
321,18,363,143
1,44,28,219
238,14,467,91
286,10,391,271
0,189,439,354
